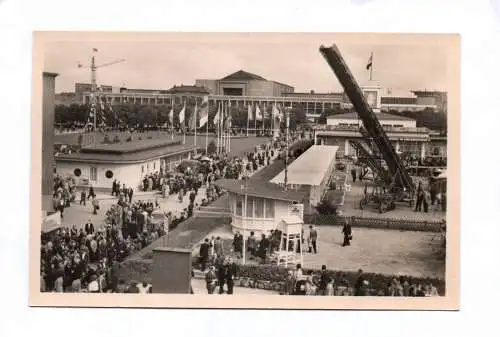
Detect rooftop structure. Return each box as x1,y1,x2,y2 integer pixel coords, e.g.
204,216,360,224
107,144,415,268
57,139,199,164
270,145,339,186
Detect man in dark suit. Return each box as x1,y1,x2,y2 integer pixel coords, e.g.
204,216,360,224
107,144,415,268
85,219,95,235
217,259,227,294
225,257,238,295
342,220,352,247
309,225,318,254
199,238,210,271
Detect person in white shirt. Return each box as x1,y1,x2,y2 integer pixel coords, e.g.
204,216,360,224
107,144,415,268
137,281,152,294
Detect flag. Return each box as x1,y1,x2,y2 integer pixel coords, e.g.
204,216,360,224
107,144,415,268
178,101,186,125
248,104,253,121
272,103,280,120
366,53,373,70
213,102,220,125
189,103,198,130
255,104,262,121
168,106,174,124
198,95,209,128
93,48,98,52
224,112,232,131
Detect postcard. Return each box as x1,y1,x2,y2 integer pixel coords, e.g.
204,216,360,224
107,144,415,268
30,32,460,309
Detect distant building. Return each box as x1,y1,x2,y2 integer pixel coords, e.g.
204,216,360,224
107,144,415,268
196,69,294,97
313,82,446,159
412,90,447,113
55,92,82,106
70,76,446,124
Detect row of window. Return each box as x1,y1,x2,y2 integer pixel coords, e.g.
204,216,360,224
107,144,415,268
74,167,112,181
233,196,275,219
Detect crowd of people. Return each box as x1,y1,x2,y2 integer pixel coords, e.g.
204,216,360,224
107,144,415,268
43,136,290,293
198,234,441,296
282,265,440,297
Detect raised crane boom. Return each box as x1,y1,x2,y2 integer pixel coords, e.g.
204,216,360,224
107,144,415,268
319,44,415,193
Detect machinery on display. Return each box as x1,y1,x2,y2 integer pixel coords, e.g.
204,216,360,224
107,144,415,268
319,45,415,213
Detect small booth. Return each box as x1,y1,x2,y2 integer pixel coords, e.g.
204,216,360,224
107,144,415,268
272,215,304,268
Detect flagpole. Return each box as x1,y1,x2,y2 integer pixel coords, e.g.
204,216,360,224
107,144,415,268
205,118,208,155
221,102,225,154
226,101,229,153
171,102,174,140
262,103,265,134
216,102,220,154
194,101,198,151
254,103,257,136
370,52,373,81
246,104,249,137
182,101,186,145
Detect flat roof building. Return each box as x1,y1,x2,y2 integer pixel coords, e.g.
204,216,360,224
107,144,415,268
55,139,199,190
270,145,338,207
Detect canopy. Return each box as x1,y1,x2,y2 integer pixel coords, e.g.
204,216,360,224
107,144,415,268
270,145,338,186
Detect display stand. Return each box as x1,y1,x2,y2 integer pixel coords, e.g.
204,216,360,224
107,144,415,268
273,215,304,268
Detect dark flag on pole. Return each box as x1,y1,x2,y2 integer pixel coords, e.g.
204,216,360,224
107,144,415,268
366,53,373,70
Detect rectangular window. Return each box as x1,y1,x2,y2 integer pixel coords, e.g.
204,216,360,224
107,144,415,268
142,165,144,173
254,197,264,218
246,196,253,218
265,199,274,218
90,166,97,181
236,197,242,216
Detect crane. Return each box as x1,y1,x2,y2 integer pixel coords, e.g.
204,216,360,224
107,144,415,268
319,44,415,213
77,49,126,132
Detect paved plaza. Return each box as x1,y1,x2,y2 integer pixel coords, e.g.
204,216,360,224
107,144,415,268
338,172,446,222
59,187,207,231
202,224,445,279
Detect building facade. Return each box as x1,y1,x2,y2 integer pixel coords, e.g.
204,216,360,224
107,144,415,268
72,72,445,123
313,82,443,159
55,140,198,190
42,72,58,212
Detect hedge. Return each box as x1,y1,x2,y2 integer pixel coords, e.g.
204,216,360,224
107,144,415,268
233,264,445,296
304,214,445,233
119,257,445,296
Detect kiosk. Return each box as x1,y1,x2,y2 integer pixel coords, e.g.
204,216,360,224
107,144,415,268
273,215,304,268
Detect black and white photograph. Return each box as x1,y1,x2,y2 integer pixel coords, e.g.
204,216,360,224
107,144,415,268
30,32,460,309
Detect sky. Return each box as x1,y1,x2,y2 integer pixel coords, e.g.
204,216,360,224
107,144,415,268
43,33,452,97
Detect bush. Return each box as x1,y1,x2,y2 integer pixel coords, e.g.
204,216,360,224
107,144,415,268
126,136,132,142
113,135,121,143
316,199,339,215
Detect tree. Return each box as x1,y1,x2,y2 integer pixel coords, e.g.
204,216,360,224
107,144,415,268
207,140,217,154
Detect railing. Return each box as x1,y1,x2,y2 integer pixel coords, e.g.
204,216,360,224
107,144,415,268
82,92,346,104
314,124,431,133
209,95,344,104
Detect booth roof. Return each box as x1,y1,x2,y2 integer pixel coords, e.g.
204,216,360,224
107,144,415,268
270,145,338,186
280,215,304,224
215,179,308,203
